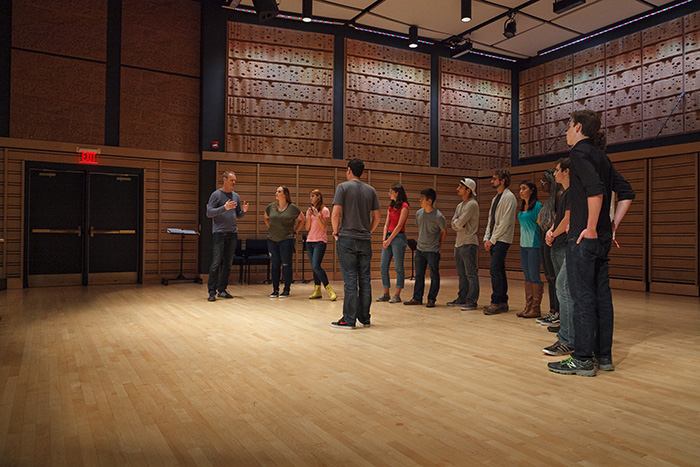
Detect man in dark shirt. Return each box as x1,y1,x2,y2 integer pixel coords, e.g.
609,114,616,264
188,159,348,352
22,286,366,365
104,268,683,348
206,171,249,302
548,110,635,377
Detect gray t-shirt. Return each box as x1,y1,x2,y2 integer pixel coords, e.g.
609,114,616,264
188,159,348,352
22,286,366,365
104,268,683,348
333,179,380,241
206,189,245,233
416,208,446,252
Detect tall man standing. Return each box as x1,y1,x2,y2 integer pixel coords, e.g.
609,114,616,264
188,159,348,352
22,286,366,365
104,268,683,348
483,170,517,315
548,110,634,376
331,159,381,329
206,171,249,302
447,178,480,310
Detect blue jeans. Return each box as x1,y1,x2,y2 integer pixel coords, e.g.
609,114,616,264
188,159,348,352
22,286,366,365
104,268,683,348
268,238,294,293
306,241,329,286
413,250,440,302
454,244,479,305
520,247,542,283
336,236,372,325
567,238,614,361
551,245,574,347
208,232,237,293
489,241,510,305
380,231,407,290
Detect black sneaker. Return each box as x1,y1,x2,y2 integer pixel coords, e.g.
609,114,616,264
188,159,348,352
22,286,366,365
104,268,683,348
279,290,290,298
217,290,234,299
375,293,390,302
331,319,355,329
446,299,465,307
542,341,574,356
547,325,560,333
207,291,216,302
269,291,279,298
358,320,371,328
536,312,559,325
460,303,478,311
594,356,615,371
548,356,596,376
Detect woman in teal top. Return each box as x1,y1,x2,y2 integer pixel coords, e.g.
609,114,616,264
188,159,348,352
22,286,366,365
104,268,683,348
517,180,544,318
264,186,304,298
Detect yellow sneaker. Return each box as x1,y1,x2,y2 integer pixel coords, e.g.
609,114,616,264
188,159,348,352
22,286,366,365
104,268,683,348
325,284,337,301
309,285,322,299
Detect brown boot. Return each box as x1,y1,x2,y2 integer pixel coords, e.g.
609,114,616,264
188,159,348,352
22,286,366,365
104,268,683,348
516,282,533,317
523,282,543,318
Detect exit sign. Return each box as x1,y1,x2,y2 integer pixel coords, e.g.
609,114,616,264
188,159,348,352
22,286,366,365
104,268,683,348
77,147,100,165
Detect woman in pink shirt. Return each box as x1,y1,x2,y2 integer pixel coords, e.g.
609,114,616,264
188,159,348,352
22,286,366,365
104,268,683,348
376,184,410,303
305,189,337,300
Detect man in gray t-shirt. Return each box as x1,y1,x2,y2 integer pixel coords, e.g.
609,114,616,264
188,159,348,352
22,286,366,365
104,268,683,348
330,159,381,329
404,188,446,308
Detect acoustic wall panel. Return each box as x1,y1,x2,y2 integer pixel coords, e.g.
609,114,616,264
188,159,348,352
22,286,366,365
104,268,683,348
440,58,512,170
519,13,700,158
345,39,431,165
227,23,334,159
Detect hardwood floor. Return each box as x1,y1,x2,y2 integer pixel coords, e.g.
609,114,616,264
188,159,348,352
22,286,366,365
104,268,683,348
0,278,698,466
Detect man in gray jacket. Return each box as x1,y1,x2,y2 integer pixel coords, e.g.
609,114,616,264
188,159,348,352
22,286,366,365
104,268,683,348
483,169,517,315
447,178,480,310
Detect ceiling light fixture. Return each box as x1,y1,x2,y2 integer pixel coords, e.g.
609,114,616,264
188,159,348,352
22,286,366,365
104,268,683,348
461,0,472,22
553,0,586,15
302,0,313,22
452,38,473,59
503,12,517,39
409,25,418,48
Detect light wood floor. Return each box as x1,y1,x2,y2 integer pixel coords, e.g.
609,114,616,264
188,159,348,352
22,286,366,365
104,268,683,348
0,278,699,466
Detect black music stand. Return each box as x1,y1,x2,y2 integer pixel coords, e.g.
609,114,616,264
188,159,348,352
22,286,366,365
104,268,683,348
407,238,417,281
294,234,310,283
162,228,202,285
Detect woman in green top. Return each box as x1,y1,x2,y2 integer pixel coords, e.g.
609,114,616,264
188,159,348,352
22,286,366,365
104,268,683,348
264,186,304,298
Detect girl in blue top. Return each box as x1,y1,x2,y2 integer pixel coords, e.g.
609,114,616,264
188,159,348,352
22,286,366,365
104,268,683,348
517,180,544,318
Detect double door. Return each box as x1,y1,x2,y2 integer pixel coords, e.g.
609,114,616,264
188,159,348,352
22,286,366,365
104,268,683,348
25,163,142,287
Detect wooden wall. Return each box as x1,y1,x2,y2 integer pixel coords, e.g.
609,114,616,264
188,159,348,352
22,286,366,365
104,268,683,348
345,40,431,166
519,11,700,159
440,58,511,170
0,140,199,287
226,23,334,159
214,160,474,284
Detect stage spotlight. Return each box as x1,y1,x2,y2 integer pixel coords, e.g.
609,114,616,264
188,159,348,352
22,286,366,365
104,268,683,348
461,0,472,22
452,39,473,59
302,0,312,22
503,12,517,38
252,0,279,22
409,25,418,48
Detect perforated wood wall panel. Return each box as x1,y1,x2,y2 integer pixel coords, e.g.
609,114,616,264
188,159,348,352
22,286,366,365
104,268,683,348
440,58,511,170
345,39,430,166
520,13,700,159
226,23,334,159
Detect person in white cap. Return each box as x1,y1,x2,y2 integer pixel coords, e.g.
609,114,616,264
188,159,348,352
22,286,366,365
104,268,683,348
447,178,480,309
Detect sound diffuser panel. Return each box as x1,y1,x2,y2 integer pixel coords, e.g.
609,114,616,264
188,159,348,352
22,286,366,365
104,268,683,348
226,23,334,159
439,57,511,170
345,39,431,166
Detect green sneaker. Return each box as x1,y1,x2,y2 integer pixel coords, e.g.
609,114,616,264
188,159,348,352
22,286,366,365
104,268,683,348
548,356,596,376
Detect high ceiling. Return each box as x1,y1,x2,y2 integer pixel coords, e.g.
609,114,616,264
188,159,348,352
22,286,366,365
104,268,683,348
231,0,687,60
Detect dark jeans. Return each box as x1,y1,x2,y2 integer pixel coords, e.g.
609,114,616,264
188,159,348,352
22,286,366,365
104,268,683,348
567,238,614,361
208,232,237,293
520,247,542,283
336,236,372,325
306,241,329,286
454,244,479,305
489,241,510,305
551,245,574,347
541,241,559,312
268,238,294,293
413,250,440,302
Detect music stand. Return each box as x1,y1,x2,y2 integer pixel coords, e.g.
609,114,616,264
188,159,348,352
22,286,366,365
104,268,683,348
294,234,310,283
407,238,417,281
162,228,202,285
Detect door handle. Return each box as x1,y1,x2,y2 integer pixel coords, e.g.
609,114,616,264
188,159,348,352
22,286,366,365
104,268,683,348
90,227,136,237
32,227,82,236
